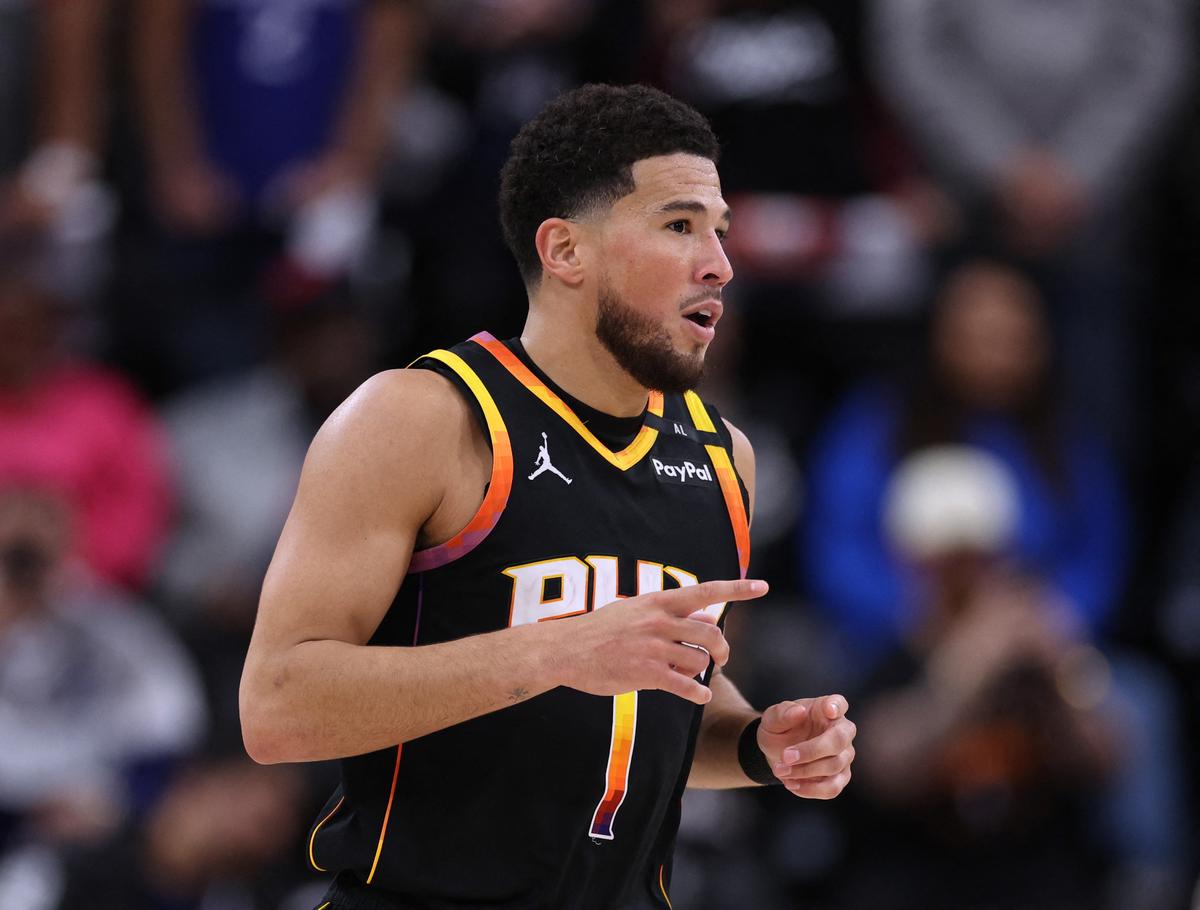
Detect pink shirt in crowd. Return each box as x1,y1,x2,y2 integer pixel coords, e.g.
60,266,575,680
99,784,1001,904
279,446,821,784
0,363,172,590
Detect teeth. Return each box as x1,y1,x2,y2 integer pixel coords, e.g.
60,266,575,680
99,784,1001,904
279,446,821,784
699,309,711,318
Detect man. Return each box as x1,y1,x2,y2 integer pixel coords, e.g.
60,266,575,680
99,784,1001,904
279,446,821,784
240,83,856,909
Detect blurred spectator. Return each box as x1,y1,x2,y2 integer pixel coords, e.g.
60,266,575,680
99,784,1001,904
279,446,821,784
51,758,313,910
801,260,1188,908
133,0,414,246
847,447,1119,909
586,0,951,579
640,0,945,305
872,0,1189,242
617,0,950,523
159,277,379,620
0,486,205,865
870,0,1192,452
384,0,612,357
117,0,416,392
157,278,379,749
0,0,117,302
0,243,171,589
802,260,1125,669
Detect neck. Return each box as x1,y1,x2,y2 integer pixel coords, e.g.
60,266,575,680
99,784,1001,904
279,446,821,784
520,295,649,418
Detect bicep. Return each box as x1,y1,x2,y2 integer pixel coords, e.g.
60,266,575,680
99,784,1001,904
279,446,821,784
249,372,454,656
256,477,414,652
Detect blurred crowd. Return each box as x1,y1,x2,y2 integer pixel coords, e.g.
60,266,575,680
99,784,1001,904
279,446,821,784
0,1,1197,908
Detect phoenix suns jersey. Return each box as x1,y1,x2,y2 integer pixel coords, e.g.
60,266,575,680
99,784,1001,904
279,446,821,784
307,332,750,909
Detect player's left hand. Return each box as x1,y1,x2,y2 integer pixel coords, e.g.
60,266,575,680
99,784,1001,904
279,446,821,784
758,695,855,799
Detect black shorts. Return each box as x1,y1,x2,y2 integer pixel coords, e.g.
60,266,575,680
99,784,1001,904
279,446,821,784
316,873,411,910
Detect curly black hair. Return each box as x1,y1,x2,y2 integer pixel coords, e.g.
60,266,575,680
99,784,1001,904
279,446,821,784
499,83,721,287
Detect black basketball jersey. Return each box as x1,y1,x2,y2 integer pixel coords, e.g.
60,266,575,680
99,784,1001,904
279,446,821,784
307,333,750,909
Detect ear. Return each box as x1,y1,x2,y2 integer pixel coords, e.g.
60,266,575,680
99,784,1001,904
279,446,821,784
534,218,587,288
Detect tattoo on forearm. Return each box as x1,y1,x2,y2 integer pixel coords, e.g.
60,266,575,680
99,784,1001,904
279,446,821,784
508,686,530,703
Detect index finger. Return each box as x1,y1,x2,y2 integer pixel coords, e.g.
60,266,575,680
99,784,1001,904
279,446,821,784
656,579,769,616
819,694,848,720
782,718,857,766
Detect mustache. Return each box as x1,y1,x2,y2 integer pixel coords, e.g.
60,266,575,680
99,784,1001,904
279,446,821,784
678,290,722,311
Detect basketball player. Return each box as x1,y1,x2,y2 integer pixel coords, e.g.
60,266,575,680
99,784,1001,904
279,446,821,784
240,84,855,908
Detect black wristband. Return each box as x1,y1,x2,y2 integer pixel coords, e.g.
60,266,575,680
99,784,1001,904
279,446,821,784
737,717,780,786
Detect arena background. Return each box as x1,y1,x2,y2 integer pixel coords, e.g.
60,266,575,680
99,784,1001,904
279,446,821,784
0,1,1198,907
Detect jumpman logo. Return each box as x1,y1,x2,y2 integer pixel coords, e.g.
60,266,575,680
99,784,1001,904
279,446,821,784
528,432,573,484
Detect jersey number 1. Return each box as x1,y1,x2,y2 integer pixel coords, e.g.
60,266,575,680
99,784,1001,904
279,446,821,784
502,555,701,841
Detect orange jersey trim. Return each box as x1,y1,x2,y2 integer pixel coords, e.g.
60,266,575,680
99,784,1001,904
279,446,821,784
308,795,345,872
367,745,403,884
472,332,663,471
589,690,639,839
659,864,674,908
684,392,750,578
409,348,514,573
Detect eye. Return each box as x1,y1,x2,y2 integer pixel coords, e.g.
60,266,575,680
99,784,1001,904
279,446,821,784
667,220,689,234
715,228,728,243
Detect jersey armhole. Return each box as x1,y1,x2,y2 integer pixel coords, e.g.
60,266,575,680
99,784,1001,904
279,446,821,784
407,350,513,573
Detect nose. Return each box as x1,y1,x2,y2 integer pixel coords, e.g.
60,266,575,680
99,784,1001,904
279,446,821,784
696,231,733,288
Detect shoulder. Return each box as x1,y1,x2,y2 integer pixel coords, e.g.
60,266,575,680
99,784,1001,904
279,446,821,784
301,367,480,521
323,367,473,446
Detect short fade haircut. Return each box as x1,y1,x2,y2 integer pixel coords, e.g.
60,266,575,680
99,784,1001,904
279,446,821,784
499,83,721,287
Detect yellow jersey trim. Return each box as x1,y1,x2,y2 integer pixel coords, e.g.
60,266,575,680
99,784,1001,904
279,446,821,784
473,332,663,471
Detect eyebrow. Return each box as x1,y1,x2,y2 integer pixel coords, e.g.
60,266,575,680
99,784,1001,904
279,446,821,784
653,200,732,224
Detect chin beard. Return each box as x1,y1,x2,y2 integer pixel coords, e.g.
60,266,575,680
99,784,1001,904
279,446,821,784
595,282,705,393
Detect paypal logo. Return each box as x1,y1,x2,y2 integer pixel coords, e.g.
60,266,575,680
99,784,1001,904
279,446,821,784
652,457,714,484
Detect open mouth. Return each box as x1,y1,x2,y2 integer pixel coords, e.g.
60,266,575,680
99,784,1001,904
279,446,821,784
683,308,714,328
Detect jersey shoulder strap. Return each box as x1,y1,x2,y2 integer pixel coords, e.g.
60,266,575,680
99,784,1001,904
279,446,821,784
406,339,514,573
677,391,751,577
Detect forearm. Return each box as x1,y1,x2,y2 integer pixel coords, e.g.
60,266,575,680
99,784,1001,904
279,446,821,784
871,0,1023,190
132,0,205,168
687,673,760,789
240,620,563,764
37,0,109,151
327,0,421,177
